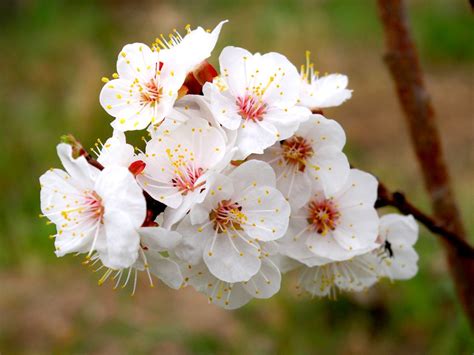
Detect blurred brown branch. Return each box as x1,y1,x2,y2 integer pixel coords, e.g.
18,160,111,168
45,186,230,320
376,0,474,326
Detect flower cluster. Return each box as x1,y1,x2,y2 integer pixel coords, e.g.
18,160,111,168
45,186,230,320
39,21,419,309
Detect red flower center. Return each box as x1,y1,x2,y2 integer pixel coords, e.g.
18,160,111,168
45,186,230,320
281,136,314,172
209,200,246,233
307,198,340,235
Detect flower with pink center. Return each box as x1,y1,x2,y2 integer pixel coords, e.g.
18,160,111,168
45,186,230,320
203,46,311,159
298,51,352,110
279,169,379,264
174,160,290,283
100,43,185,132
136,117,228,228
258,114,349,208
40,144,146,269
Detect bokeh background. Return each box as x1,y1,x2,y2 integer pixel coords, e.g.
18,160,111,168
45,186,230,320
1,0,473,353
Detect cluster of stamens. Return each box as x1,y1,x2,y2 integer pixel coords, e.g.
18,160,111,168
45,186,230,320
236,95,267,122
171,166,204,194
307,198,340,235
300,50,319,84
85,191,105,223
281,136,314,172
209,200,246,233
151,25,192,52
140,79,163,105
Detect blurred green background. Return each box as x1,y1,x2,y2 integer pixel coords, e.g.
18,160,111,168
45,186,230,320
1,0,473,354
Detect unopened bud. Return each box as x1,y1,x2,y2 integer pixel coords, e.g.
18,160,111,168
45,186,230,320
193,60,218,86
129,160,146,176
60,134,85,158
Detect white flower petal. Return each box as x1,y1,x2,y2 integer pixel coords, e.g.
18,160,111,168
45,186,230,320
147,253,183,289
270,254,301,273
204,232,261,283
175,215,211,265
116,43,158,81
302,114,346,151
100,208,141,269
57,143,99,188
94,166,146,228
334,169,378,209
139,226,182,251
256,52,300,107
380,214,418,246
188,265,253,310
219,46,254,97
240,186,290,242
334,207,380,252
202,83,242,130
241,258,281,299
300,74,352,109
229,160,276,191
309,145,350,196
97,130,135,168
159,20,227,73
235,120,279,159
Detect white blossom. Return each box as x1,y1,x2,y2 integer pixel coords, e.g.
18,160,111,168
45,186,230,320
174,160,290,283
293,213,419,297
258,114,349,208
155,21,227,74
89,226,183,294
203,46,311,159
95,130,136,168
100,43,185,131
295,252,380,298
299,51,352,110
137,117,228,227
279,169,379,264
375,214,419,280
181,252,281,309
40,144,146,269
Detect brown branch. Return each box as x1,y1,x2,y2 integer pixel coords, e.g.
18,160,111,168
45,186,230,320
377,0,474,325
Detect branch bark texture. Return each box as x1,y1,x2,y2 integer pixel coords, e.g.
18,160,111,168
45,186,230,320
376,0,474,325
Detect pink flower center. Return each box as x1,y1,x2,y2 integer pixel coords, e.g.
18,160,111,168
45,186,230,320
171,166,205,195
236,95,267,122
140,79,162,105
281,136,314,172
85,191,105,223
209,200,246,233
307,199,340,235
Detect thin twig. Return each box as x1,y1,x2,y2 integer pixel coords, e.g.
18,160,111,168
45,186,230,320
376,182,474,258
